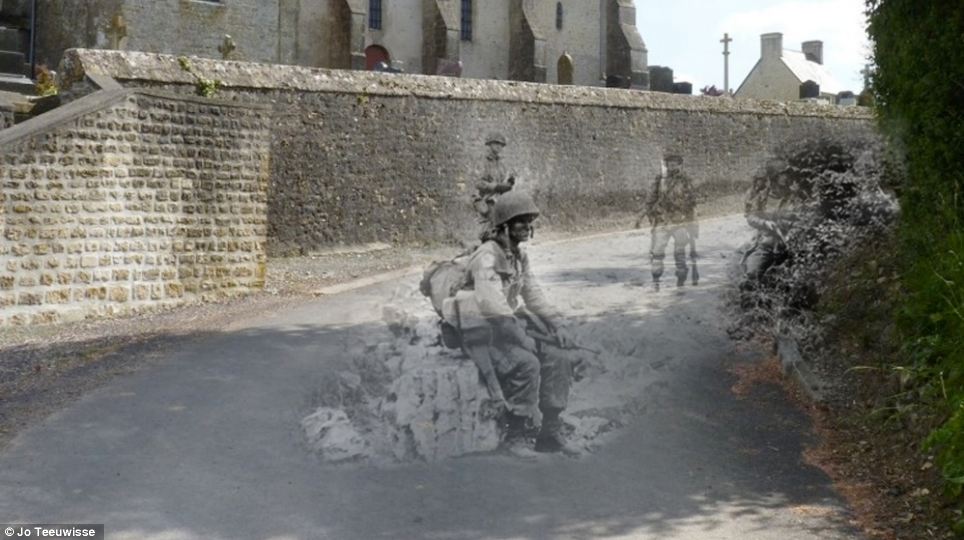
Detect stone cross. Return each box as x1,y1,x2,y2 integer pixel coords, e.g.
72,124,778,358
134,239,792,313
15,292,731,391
721,32,732,94
107,14,128,50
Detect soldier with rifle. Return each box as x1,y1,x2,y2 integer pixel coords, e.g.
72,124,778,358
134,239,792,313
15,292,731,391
472,133,516,224
742,157,799,281
635,152,698,289
431,191,586,458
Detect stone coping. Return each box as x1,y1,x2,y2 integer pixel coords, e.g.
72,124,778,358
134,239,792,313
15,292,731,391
0,85,270,150
60,49,874,119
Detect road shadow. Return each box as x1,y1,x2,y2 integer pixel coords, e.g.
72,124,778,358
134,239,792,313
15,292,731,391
0,266,859,539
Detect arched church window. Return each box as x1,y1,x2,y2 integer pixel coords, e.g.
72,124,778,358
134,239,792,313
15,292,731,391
557,53,573,84
369,0,382,30
556,2,563,30
461,0,473,41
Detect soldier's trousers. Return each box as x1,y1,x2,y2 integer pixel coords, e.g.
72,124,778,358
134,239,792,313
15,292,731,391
488,339,572,418
742,236,786,280
650,224,689,282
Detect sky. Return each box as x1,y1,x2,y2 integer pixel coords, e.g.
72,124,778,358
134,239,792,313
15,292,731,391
635,0,871,94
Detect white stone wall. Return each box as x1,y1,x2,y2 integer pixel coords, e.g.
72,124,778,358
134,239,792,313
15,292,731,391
121,0,281,63
367,0,424,72
736,57,801,101
531,0,604,86
460,0,512,80
296,0,336,68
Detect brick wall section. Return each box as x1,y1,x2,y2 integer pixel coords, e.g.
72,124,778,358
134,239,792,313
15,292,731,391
61,50,880,255
0,88,270,326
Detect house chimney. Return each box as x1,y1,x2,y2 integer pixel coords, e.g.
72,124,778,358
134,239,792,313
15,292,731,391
761,33,783,60
802,40,823,64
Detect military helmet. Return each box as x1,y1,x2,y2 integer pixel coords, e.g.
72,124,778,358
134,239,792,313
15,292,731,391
485,132,507,146
664,152,683,164
491,190,540,227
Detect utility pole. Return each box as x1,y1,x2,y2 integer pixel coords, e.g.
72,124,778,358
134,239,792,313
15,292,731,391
721,32,733,94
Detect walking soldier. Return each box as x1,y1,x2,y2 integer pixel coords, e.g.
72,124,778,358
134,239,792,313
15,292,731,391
638,153,698,288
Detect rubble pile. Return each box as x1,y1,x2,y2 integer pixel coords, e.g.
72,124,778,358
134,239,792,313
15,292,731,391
302,284,647,463
300,286,501,463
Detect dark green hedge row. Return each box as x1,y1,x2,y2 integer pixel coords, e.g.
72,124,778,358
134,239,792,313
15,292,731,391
867,0,964,516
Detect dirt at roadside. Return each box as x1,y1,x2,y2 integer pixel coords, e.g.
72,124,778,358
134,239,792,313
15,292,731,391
726,335,957,540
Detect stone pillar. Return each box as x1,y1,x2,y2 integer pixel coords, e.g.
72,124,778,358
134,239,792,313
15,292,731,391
422,0,459,75
606,0,648,89
509,0,546,83
277,0,299,65
344,0,367,70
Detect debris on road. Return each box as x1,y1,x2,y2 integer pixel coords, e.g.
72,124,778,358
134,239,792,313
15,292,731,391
302,284,654,463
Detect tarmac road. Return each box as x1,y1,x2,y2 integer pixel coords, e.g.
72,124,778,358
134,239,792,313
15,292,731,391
0,214,861,540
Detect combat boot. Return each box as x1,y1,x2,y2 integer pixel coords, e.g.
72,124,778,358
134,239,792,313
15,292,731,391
534,410,581,457
502,413,538,460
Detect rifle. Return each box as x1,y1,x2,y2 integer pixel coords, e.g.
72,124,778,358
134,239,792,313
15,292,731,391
527,329,602,355
454,300,507,411
516,309,604,382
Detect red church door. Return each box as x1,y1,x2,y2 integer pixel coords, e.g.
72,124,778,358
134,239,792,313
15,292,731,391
365,45,390,70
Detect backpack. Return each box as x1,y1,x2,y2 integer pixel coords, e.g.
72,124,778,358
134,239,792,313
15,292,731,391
419,257,471,317
419,248,483,350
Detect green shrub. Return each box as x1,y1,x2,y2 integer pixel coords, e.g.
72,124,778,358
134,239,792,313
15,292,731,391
35,65,58,97
866,0,964,523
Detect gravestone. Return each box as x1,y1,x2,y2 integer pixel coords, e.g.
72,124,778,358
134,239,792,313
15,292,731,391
799,80,820,99
648,66,674,93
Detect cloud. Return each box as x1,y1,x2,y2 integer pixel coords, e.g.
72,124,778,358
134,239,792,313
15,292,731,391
720,0,871,90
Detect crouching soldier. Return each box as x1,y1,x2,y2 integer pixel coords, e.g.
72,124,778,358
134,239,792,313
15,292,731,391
442,191,580,457
742,157,797,281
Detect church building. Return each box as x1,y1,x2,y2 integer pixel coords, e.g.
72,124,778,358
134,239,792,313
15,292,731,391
27,0,648,88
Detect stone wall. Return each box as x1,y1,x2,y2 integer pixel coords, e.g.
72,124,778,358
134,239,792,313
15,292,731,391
58,49,877,256
0,87,270,326
35,0,283,69
369,0,425,72
460,0,513,80
535,0,605,85
0,107,12,129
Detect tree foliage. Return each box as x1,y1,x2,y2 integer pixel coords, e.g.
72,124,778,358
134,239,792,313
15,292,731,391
866,0,964,522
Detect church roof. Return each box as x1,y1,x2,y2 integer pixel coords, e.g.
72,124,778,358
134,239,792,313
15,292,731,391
780,49,843,94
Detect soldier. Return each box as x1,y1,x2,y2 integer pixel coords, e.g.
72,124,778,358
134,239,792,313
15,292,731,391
472,133,516,223
637,153,698,288
742,157,798,280
443,191,580,458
